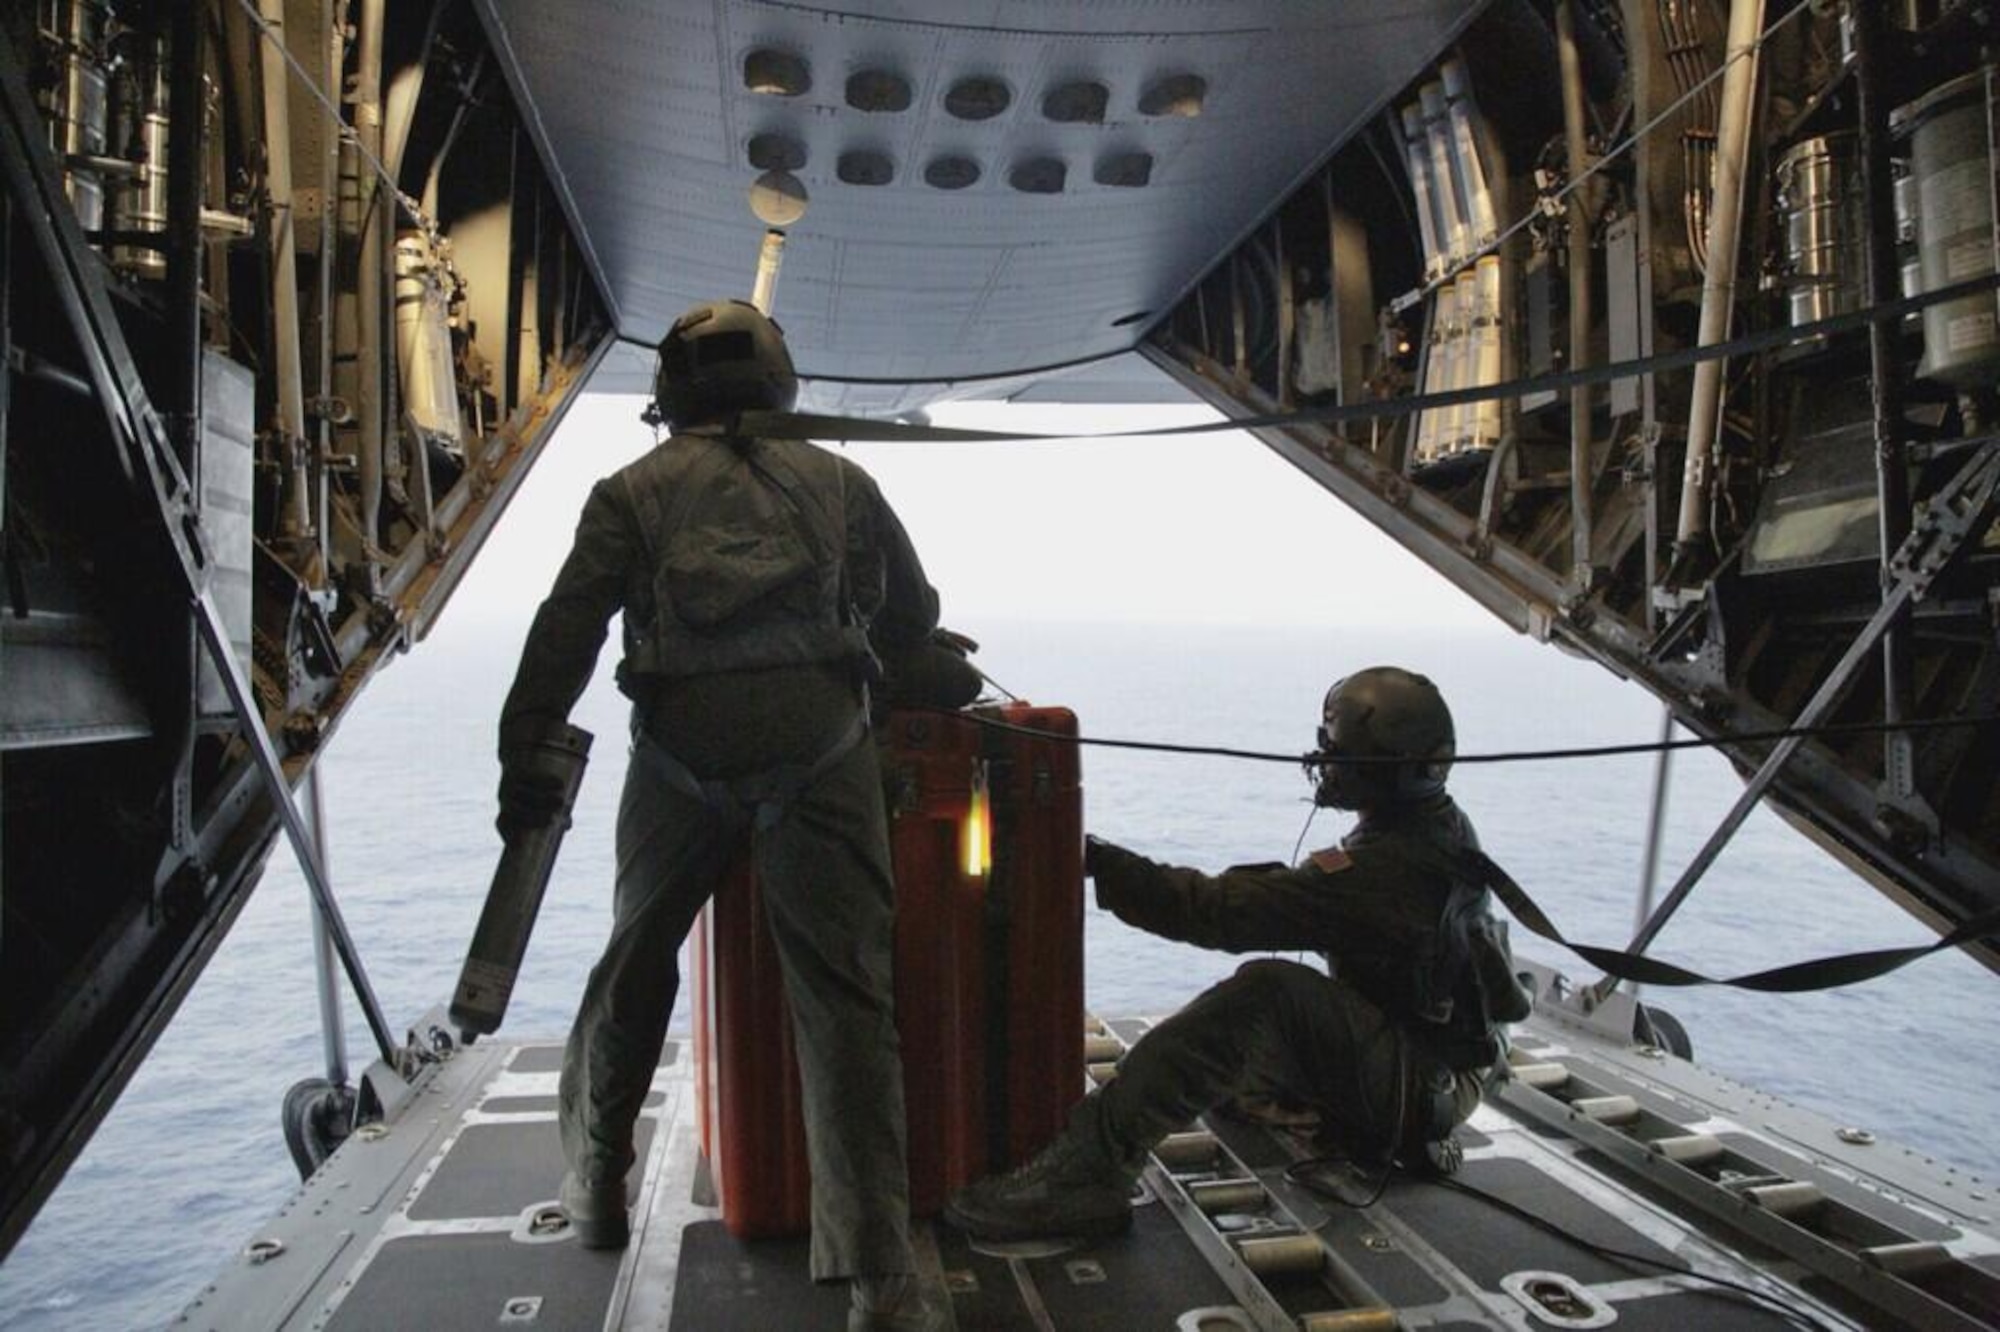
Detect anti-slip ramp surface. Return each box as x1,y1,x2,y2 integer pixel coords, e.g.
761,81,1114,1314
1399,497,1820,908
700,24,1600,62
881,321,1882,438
188,1013,1986,1330
666,1208,1238,1330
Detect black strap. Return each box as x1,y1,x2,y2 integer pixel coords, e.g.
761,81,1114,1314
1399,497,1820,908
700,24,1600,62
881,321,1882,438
1469,851,2000,992
632,710,867,833
981,721,1015,1174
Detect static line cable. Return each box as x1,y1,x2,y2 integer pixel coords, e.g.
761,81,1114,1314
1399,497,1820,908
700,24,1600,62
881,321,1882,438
1392,0,1815,313
926,708,2000,767
232,0,442,245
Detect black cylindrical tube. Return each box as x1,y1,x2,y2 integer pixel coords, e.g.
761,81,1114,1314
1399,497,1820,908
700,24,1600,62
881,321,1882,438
451,724,594,1039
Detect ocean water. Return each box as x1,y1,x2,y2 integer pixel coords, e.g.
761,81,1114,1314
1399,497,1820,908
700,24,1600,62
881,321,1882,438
3,617,1997,1329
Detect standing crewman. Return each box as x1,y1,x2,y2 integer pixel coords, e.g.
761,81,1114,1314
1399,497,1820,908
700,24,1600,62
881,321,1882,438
945,667,1530,1241
496,299,941,1331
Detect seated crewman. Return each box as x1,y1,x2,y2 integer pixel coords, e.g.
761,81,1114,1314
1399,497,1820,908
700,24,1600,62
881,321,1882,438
945,666,1529,1240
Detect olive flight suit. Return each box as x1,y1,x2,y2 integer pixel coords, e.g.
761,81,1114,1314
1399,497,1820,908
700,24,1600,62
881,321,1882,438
499,429,938,1280
1079,792,1507,1168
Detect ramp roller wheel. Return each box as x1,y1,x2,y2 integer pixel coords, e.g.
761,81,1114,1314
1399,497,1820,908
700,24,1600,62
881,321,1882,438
1236,1234,1324,1277
1155,1130,1220,1168
1745,1181,1825,1218
1861,1241,1954,1277
1084,1033,1124,1063
1087,1061,1119,1086
1647,1133,1724,1167
1299,1312,1399,1332
1511,1061,1569,1091
1568,1094,1640,1125
1188,1179,1268,1213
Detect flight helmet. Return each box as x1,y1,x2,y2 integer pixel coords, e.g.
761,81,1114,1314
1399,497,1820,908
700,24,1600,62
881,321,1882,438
651,299,798,428
1310,666,1455,809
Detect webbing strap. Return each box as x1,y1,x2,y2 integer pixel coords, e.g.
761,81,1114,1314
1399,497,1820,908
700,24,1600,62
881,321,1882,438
1471,851,2000,992
633,709,868,833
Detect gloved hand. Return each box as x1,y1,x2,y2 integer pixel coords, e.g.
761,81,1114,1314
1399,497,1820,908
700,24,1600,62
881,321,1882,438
1083,834,1111,878
496,756,567,839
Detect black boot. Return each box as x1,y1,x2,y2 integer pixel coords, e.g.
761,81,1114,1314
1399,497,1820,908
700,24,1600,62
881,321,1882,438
943,1101,1142,1242
559,1171,630,1250
847,1273,943,1332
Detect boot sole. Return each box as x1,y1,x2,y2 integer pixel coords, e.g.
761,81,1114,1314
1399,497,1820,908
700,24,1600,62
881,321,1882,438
571,1212,631,1249
940,1201,1132,1244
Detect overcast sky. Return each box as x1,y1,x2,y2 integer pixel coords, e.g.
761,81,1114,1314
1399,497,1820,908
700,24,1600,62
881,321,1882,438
447,394,1504,636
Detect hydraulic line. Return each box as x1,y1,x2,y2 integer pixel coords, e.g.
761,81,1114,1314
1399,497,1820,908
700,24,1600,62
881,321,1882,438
255,0,311,547
1675,0,1766,555
1849,1,1917,797
1556,0,1596,581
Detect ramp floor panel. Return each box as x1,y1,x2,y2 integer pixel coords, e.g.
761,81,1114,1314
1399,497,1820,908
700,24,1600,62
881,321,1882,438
480,1090,665,1116
1381,1158,1678,1288
1309,1198,1452,1307
507,1040,680,1075
324,1233,624,1332
507,1045,569,1074
407,1118,654,1221
191,1019,1974,1331
668,1207,1238,1331
973,1202,1239,1327
666,1222,860,1330
1611,1290,1808,1330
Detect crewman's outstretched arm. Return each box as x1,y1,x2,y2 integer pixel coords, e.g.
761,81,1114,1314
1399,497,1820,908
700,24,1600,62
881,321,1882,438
1088,837,1404,953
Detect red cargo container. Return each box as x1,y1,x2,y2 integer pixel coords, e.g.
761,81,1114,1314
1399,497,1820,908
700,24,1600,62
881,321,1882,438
691,703,1085,1237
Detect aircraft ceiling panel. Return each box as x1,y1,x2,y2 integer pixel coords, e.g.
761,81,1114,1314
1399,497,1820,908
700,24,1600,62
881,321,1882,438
481,0,1481,385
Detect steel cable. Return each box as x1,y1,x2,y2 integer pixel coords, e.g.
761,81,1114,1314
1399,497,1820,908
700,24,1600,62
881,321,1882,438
931,706,2000,769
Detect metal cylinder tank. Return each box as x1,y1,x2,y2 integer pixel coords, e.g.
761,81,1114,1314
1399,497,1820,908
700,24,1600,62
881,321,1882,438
1895,70,2000,387
109,30,171,280
36,0,112,233
1774,133,1865,328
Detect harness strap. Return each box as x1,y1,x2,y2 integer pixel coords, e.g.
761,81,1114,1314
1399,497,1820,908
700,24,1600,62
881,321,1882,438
632,708,869,833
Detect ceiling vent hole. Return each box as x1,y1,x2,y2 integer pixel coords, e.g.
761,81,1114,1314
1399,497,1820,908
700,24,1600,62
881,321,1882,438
747,132,807,171
1139,73,1206,118
744,49,812,97
1043,80,1109,124
846,68,911,113
924,156,982,190
945,76,1012,121
1111,309,1152,328
1094,151,1154,187
837,150,896,186
1008,157,1067,194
